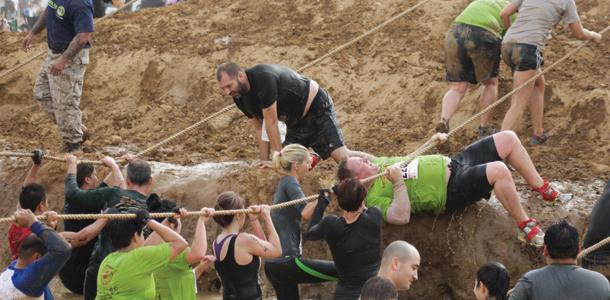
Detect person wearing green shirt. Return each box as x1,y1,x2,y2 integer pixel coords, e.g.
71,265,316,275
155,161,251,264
337,131,560,247
146,207,216,300
437,0,514,138
96,209,189,299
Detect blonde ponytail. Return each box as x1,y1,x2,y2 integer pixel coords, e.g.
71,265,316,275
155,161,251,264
271,144,310,175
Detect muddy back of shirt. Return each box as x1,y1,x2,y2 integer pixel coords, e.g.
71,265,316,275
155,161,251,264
46,0,93,51
502,0,580,47
270,176,307,257
455,0,513,38
233,64,311,126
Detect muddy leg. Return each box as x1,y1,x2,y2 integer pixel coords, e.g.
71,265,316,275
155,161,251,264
501,70,537,132
486,161,529,223
479,77,498,126
492,131,544,188
440,82,468,123
528,74,545,137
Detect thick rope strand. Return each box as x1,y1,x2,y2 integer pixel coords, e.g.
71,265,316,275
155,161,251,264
0,151,105,165
578,236,610,261
296,0,432,72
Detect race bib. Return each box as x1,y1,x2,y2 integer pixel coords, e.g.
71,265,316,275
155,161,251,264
397,158,419,180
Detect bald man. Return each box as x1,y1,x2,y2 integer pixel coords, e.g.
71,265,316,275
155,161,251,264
378,241,420,290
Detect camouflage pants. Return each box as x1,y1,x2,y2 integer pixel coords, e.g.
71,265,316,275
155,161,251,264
34,49,89,144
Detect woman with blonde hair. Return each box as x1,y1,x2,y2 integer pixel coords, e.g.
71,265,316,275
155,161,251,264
264,144,338,300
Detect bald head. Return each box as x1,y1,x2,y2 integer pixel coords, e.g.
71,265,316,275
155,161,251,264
381,240,419,266
379,241,420,290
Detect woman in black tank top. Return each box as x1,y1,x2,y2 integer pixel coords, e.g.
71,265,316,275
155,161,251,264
305,179,383,300
212,192,282,300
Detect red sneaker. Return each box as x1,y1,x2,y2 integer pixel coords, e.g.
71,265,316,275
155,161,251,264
309,152,321,171
518,218,545,248
532,179,558,202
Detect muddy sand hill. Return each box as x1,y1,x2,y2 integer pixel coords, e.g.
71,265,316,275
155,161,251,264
0,0,609,298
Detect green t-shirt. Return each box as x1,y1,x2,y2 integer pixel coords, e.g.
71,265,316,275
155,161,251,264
366,155,449,220
154,249,197,300
454,0,514,38
64,174,123,213
96,243,171,300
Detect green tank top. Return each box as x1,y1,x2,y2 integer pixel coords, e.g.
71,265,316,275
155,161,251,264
366,155,449,220
454,0,513,38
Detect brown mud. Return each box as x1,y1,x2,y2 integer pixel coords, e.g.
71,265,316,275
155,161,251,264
0,0,609,299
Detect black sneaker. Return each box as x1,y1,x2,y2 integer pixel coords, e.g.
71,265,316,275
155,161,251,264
63,142,82,153
436,120,449,133
478,126,498,139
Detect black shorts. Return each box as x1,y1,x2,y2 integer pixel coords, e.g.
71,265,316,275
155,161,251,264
446,136,502,211
265,256,337,299
444,23,501,84
283,88,345,159
501,43,544,72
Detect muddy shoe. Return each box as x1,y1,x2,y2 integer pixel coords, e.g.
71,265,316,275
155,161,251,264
532,179,559,202
478,126,498,139
436,119,449,133
530,132,549,145
63,142,82,153
518,218,545,248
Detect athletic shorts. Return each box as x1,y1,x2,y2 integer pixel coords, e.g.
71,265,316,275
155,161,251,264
501,43,544,72
265,256,337,299
283,88,345,159
445,135,502,210
444,23,501,84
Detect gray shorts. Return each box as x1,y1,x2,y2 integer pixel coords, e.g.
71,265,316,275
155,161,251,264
502,43,544,72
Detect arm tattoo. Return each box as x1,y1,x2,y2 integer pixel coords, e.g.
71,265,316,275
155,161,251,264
31,9,48,35
62,33,87,60
250,236,268,252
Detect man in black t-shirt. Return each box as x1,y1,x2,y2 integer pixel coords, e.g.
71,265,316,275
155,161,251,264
216,62,374,164
582,179,610,277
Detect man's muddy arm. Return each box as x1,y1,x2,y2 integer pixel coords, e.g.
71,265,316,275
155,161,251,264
250,118,270,161
262,102,282,154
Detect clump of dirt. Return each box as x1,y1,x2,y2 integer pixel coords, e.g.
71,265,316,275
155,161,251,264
0,0,608,298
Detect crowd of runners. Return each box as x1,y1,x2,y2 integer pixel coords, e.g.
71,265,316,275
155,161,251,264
1,0,608,299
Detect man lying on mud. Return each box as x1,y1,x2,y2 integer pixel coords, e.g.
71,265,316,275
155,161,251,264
337,130,560,247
